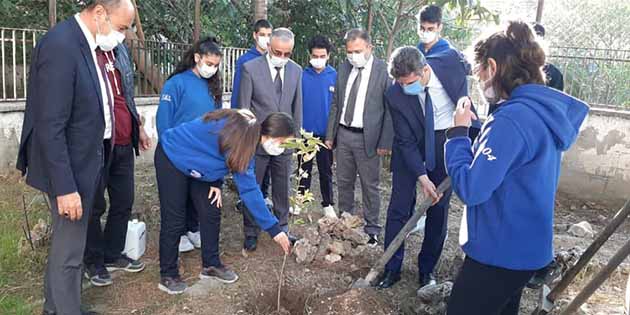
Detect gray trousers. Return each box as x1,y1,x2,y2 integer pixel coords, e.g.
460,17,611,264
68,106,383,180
336,127,382,235
44,190,95,315
242,152,291,237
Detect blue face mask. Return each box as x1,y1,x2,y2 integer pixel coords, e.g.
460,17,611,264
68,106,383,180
402,80,423,95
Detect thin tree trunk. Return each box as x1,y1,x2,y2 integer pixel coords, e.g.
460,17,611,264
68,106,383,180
253,0,268,22
366,0,374,36
48,0,56,28
536,0,545,23
193,0,201,41
386,0,406,60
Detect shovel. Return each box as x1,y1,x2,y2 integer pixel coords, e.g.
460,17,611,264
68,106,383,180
352,178,452,288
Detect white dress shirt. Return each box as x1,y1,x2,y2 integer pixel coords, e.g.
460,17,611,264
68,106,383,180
418,67,456,130
266,53,285,87
75,14,112,140
340,54,374,128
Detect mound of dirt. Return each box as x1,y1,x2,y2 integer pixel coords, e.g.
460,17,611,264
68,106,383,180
309,288,395,315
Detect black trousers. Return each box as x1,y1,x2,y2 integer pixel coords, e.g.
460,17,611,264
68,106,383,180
155,144,222,277
298,135,334,207
447,257,536,315
85,140,134,267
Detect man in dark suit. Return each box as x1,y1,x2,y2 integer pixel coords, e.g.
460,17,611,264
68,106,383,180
377,46,480,291
16,1,135,314
238,27,302,251
324,28,393,246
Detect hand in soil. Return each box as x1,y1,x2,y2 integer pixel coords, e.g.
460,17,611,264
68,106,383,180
274,232,291,254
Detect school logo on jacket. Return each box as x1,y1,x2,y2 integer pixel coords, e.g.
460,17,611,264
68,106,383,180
189,169,203,178
161,94,172,102
329,86,335,93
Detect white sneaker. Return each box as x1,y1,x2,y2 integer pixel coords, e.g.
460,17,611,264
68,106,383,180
410,215,427,235
186,231,202,249
178,235,194,253
264,197,274,208
323,205,337,218
289,205,301,215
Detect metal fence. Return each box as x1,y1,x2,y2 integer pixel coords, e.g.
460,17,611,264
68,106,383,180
0,27,46,101
0,27,248,102
547,46,630,109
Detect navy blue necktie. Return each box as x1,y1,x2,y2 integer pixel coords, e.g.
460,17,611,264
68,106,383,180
424,87,435,171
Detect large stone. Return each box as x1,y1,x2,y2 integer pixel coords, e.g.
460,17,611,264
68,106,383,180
318,216,341,234
328,240,347,256
325,253,342,263
412,281,453,315
293,239,317,264
315,234,332,261
340,212,363,229
568,221,594,238
302,226,321,246
342,227,369,245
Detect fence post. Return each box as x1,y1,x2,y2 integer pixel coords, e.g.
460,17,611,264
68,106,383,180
48,0,57,28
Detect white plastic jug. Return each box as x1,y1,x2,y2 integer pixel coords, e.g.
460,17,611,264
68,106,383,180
123,219,146,261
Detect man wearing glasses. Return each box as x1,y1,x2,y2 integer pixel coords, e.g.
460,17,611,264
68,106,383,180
238,27,303,251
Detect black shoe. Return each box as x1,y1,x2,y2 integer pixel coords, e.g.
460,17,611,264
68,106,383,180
527,260,561,289
367,234,379,247
105,255,145,273
243,237,258,252
200,265,239,284
419,273,437,288
84,264,113,287
376,270,401,289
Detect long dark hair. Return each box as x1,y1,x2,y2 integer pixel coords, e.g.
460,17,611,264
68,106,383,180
474,21,546,98
170,36,223,105
202,109,295,173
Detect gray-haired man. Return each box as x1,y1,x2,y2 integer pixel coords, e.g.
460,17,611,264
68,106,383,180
239,27,303,251
325,29,393,246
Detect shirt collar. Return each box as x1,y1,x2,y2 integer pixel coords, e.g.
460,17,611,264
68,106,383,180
75,14,98,52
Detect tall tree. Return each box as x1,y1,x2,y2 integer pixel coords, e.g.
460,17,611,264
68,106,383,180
253,0,267,22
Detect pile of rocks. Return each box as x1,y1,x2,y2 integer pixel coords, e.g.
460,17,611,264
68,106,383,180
293,213,370,264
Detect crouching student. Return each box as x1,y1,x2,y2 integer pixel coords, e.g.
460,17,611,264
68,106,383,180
445,21,589,314
154,109,293,294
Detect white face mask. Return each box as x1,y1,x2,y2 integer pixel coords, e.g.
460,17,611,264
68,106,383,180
418,31,438,44
262,139,285,156
309,58,327,69
197,63,218,79
96,17,125,52
270,54,289,68
480,68,500,104
347,52,369,68
257,36,270,50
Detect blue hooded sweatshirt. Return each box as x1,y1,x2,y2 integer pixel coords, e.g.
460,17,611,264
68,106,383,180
156,69,217,138
160,117,282,237
417,38,454,57
445,84,589,270
230,46,263,108
302,65,337,136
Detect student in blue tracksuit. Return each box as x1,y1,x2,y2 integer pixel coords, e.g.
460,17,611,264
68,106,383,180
445,22,589,314
298,35,337,218
232,19,274,210
416,5,456,57
377,46,481,291
155,109,293,295
157,37,223,253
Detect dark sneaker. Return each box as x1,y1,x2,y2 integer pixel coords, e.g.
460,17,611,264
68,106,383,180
243,237,258,252
105,255,145,273
376,270,401,289
419,273,437,288
84,265,113,287
200,266,239,284
158,276,187,295
367,234,379,247
527,260,561,289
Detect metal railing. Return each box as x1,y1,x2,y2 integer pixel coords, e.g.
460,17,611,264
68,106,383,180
0,27,46,101
548,46,630,109
0,27,248,101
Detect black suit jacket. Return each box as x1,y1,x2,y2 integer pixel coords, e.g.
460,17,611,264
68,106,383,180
16,17,106,198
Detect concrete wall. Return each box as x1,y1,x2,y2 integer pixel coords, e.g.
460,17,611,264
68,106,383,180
1,99,630,203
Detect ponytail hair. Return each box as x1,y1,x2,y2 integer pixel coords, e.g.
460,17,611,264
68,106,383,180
202,110,295,173
474,21,546,97
170,36,224,105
